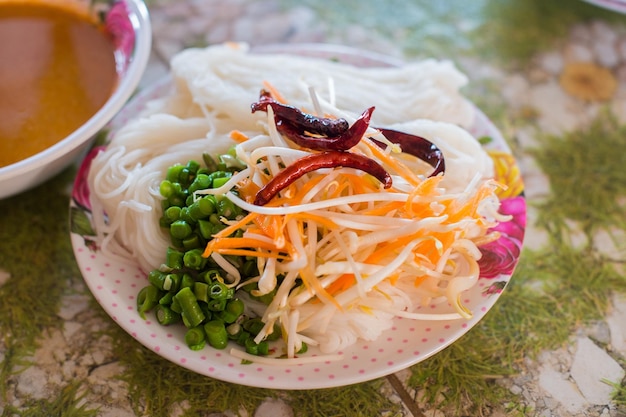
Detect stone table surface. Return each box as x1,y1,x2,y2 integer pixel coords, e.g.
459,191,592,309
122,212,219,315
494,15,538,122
2,0,626,416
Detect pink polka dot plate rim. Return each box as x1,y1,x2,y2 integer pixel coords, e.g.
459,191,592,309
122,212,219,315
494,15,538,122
69,44,526,390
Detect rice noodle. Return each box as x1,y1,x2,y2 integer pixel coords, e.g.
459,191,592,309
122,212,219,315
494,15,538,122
87,43,503,360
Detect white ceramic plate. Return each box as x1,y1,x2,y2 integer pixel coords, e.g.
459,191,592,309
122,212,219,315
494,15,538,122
69,45,526,390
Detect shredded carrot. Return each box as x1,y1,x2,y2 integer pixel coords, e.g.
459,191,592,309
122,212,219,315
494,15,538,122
214,248,289,260
361,138,422,187
299,265,341,309
236,178,261,203
404,175,442,216
341,173,380,195
229,130,250,143
203,236,283,258
413,274,429,287
413,231,456,265
388,272,400,286
445,182,494,223
262,80,287,104
326,273,356,296
212,212,259,239
364,233,424,265
292,212,337,230
290,174,327,201
253,214,281,239
359,201,405,216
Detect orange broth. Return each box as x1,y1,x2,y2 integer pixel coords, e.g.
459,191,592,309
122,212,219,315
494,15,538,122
0,2,118,167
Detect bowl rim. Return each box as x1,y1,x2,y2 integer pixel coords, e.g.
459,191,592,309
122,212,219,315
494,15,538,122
0,0,152,181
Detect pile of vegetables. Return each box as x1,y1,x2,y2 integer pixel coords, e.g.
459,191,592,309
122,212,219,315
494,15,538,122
134,88,503,362
136,154,305,356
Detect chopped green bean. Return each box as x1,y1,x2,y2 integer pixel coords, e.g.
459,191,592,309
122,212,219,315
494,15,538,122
181,273,194,289
183,248,207,270
189,173,211,194
163,206,182,224
212,176,230,188
155,305,181,325
204,320,228,349
164,273,181,292
148,270,180,292
207,298,227,312
174,287,205,328
257,340,269,355
159,292,174,305
252,288,277,305
242,318,265,336
244,338,258,355
264,324,282,341
199,269,222,284
186,159,200,173
170,296,182,314
218,298,244,323
193,282,209,303
241,260,258,277
182,234,202,250
160,180,186,207
166,164,184,182
137,285,161,319
235,329,251,346
220,153,246,170
198,219,213,239
185,326,206,351
179,206,196,225
178,167,194,186
170,220,192,240
188,195,216,221
148,270,165,289
217,198,240,219
147,154,291,355
211,223,226,234
244,338,270,355
159,180,176,199
198,303,213,322
165,247,184,269
209,281,232,300
202,153,218,172
208,213,221,225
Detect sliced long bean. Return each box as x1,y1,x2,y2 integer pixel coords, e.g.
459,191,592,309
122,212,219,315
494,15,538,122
137,286,161,319
204,320,228,349
140,153,278,355
174,287,205,328
218,298,244,323
155,304,181,325
185,326,207,351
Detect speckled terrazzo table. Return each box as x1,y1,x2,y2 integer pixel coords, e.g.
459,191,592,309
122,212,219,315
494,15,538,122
2,1,626,416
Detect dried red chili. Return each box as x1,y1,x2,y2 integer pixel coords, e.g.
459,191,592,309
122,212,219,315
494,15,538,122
275,107,375,151
254,151,393,206
251,90,349,137
373,128,445,177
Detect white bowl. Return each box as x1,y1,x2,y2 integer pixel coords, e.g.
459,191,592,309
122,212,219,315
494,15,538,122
0,0,152,199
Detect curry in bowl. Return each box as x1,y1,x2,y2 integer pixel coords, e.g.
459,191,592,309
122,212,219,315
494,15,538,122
0,1,119,167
